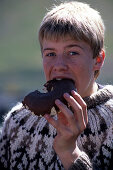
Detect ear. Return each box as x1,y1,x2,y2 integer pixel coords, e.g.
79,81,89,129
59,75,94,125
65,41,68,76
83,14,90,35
94,49,105,71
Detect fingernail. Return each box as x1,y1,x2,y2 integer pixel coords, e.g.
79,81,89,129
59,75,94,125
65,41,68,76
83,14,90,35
71,90,76,94
55,99,61,105
64,93,70,98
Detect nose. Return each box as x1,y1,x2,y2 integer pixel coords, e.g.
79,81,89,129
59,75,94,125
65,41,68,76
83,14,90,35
53,55,68,72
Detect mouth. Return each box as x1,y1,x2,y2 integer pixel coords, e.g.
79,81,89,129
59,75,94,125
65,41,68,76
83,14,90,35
45,77,76,93
52,77,75,84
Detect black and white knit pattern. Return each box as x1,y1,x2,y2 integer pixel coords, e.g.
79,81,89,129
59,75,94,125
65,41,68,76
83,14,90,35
0,85,113,170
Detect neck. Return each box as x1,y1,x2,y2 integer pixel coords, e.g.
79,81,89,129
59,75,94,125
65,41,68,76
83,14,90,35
81,82,98,98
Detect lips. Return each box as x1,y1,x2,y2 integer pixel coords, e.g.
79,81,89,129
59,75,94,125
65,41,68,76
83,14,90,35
51,76,75,83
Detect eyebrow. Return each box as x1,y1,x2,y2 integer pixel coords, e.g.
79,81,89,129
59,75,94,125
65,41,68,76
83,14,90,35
43,48,55,52
42,44,84,52
65,44,84,50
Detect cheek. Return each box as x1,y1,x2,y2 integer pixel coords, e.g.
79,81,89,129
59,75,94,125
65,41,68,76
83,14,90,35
43,59,52,80
43,60,46,70
43,60,48,76
73,60,94,79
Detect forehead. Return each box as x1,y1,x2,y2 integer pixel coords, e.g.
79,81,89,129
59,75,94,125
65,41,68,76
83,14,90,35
42,36,92,52
41,34,77,47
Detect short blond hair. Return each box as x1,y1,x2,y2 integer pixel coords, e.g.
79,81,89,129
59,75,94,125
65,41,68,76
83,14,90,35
39,1,105,59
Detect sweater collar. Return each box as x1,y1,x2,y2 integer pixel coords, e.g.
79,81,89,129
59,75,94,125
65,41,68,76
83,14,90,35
83,85,113,109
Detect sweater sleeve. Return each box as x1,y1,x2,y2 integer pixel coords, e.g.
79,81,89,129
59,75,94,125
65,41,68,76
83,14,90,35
0,114,11,169
0,103,23,169
68,152,92,170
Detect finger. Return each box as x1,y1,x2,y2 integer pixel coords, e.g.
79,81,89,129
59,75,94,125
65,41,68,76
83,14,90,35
57,111,69,126
55,99,84,137
55,99,76,127
44,114,58,129
63,93,87,131
44,114,65,132
71,90,88,125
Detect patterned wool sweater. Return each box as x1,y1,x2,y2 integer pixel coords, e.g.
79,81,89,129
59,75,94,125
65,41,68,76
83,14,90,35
0,85,113,170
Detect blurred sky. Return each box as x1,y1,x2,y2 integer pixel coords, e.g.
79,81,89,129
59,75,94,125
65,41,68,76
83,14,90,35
0,0,113,103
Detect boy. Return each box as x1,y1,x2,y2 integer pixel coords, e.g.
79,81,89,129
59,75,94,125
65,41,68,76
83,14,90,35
0,1,113,169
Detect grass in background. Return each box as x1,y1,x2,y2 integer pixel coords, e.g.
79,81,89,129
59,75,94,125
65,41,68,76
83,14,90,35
0,0,113,100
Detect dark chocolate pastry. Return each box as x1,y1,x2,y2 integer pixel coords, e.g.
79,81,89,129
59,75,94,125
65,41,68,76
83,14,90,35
22,78,76,116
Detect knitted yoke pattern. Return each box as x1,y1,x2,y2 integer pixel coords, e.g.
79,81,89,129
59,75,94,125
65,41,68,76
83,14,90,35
0,85,113,170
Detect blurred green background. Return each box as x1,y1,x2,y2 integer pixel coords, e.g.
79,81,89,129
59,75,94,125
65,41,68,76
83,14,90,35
0,0,113,123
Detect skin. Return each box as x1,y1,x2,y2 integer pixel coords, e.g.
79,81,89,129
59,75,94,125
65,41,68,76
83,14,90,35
41,36,104,169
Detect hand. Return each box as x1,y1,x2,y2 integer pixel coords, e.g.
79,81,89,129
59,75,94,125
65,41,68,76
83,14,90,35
44,90,88,169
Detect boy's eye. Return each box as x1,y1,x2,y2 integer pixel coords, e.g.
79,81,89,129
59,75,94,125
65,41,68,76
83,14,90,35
46,52,56,57
69,51,79,56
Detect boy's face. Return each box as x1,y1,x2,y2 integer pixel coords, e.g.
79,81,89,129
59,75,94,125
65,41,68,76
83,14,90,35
42,36,98,97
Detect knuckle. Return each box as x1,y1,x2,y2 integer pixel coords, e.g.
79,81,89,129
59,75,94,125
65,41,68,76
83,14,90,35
82,103,87,110
78,106,82,113
81,123,87,131
62,104,68,111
